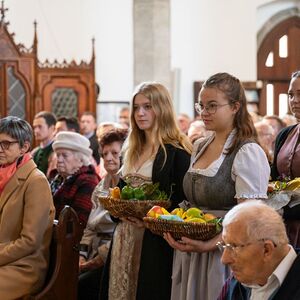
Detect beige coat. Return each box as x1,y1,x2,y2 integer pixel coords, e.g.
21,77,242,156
0,159,55,300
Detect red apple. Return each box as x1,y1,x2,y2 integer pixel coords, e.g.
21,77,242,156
267,185,274,193
146,206,164,218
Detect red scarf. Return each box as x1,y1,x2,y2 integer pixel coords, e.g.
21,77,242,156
0,153,32,195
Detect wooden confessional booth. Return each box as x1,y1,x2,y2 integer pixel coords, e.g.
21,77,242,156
0,4,96,124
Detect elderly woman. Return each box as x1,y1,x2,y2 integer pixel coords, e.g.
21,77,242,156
0,116,55,299
78,128,127,300
50,131,100,230
254,121,275,163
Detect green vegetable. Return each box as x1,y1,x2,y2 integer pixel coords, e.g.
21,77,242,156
208,218,223,233
133,187,145,200
140,182,170,200
121,186,134,200
120,182,173,201
141,182,160,198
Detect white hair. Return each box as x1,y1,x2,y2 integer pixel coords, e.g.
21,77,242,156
96,122,123,138
223,200,288,245
73,151,91,166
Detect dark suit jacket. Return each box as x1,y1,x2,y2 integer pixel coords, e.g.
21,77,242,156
218,254,300,300
89,132,100,164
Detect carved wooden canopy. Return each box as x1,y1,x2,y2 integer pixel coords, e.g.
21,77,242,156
0,1,96,123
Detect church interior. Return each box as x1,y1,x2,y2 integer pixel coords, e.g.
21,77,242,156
0,1,300,299
1,0,299,123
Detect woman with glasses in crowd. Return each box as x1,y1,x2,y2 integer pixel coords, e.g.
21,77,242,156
164,73,270,300
0,116,55,299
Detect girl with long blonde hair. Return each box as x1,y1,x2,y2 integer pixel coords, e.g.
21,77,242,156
101,82,191,300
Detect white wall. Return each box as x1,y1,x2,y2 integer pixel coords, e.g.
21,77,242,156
170,0,300,117
171,0,264,117
5,0,297,120
256,0,298,31
6,0,134,102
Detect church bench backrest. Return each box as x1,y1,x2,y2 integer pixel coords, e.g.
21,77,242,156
25,205,81,300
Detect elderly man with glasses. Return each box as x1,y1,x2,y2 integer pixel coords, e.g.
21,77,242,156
217,200,300,300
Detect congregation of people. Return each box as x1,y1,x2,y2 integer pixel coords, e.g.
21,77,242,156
0,70,299,300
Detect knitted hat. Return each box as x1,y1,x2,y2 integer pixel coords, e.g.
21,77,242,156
53,131,92,158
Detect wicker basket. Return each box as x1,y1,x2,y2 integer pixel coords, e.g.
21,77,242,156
143,217,221,240
99,196,171,219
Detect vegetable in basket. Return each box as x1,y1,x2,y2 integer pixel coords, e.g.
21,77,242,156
133,187,145,200
138,182,170,200
121,185,134,199
146,206,222,228
120,182,171,201
110,187,121,199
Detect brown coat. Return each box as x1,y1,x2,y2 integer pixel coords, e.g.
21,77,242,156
0,159,55,300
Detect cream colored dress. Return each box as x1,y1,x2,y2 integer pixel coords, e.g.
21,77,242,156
108,159,153,300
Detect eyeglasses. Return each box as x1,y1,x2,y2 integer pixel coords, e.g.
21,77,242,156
0,140,19,150
195,103,230,114
216,239,268,256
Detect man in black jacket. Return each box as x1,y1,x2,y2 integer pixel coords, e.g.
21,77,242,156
217,200,300,300
80,112,100,164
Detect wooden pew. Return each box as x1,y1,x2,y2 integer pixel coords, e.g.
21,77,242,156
25,205,81,300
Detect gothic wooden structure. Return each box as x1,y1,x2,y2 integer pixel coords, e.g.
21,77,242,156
0,2,96,123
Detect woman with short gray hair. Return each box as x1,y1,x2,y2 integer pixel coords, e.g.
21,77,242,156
0,116,55,299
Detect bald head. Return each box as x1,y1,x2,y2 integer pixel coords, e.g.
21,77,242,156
223,200,288,246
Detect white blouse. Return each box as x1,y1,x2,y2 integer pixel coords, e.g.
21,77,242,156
191,130,270,199
121,159,154,179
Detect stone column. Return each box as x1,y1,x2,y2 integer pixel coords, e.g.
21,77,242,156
133,0,171,89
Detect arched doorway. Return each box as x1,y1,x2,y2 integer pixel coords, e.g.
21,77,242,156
257,15,300,116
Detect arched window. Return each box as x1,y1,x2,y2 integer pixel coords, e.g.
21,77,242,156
7,66,26,119
257,16,300,116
